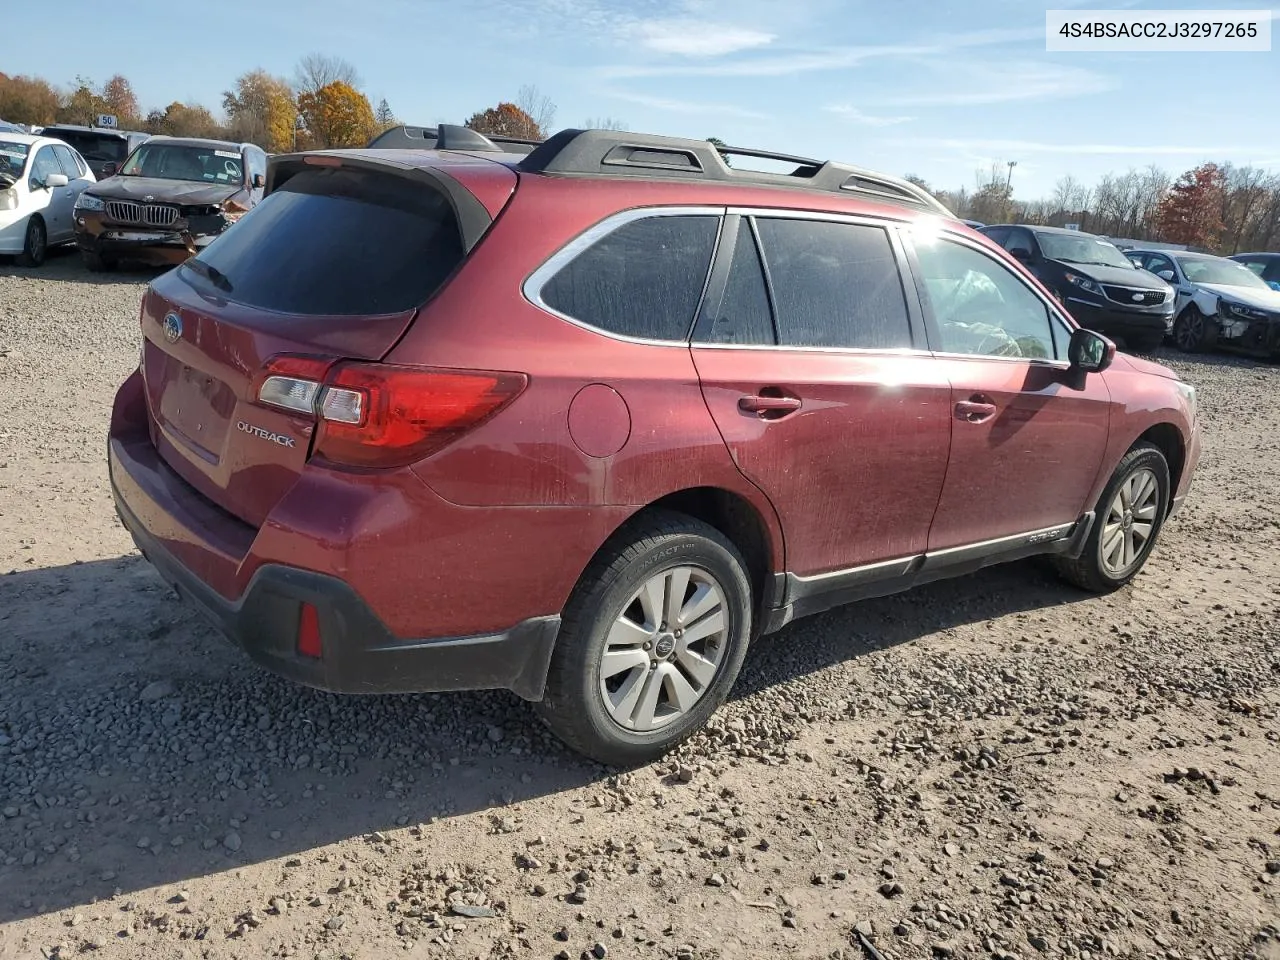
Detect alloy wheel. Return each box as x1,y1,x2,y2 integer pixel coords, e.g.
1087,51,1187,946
1176,312,1202,351
597,565,728,732
1099,467,1160,577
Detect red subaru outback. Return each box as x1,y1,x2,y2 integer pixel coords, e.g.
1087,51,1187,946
108,126,1201,765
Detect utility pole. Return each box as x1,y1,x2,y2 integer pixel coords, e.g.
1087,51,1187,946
1006,160,1017,191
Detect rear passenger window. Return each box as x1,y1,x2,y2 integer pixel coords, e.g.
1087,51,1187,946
540,215,719,341
754,218,912,350
703,220,775,345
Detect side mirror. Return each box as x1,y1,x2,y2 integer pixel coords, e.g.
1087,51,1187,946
1068,328,1115,374
1010,248,1032,264
252,173,266,189
44,173,69,188
1157,270,1175,282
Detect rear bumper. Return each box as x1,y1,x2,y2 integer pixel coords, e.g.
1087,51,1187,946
106,371,563,701
1066,297,1174,339
110,461,560,700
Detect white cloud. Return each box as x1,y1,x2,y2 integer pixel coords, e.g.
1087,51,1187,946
896,137,1276,157
882,61,1114,106
630,18,776,56
604,89,771,120
598,26,1042,79
825,105,915,126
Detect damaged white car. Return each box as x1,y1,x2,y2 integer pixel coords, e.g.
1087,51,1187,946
1128,248,1280,357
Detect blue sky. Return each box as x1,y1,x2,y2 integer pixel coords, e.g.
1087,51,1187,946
14,0,1280,197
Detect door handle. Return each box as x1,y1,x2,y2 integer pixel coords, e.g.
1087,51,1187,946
955,399,997,423
739,394,802,418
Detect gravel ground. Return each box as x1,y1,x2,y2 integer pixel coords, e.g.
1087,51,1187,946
1,250,1278,960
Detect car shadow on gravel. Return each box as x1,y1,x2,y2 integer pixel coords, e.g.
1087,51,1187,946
0,551,1089,923
0,246,166,286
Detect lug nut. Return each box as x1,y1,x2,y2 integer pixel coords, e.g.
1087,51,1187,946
643,641,652,650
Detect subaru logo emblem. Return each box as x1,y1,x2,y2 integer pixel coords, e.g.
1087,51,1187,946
162,312,182,344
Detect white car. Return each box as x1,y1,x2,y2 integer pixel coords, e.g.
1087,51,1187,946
1128,248,1280,357
0,133,97,266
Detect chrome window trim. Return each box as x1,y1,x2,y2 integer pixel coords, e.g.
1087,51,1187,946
522,205,727,348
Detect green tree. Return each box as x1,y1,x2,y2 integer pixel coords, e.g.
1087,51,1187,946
145,102,224,139
57,76,108,126
707,136,731,167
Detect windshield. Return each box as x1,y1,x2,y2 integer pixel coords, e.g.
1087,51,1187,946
1178,255,1271,289
120,143,244,184
1036,233,1134,269
45,131,127,163
0,140,30,181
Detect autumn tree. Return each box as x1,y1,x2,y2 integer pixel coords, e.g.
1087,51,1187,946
58,76,108,126
145,102,224,139
102,74,141,128
1156,162,1227,248
297,81,376,148
223,70,297,152
465,102,541,140
0,73,60,126
295,54,361,98
904,174,932,193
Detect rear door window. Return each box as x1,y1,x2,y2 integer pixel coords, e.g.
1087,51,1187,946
181,166,466,316
51,144,81,179
539,214,720,341
700,219,775,346
754,218,912,350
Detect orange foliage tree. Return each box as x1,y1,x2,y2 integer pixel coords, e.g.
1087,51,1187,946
297,80,377,149
1156,163,1227,248
145,102,224,139
0,73,61,125
102,74,141,128
465,102,542,140
223,70,297,152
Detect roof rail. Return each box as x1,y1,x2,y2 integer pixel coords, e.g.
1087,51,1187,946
366,124,542,155
517,129,954,217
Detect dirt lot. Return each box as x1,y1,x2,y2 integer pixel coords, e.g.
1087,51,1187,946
1,251,1278,960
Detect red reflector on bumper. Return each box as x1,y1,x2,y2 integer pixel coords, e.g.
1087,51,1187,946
297,603,323,659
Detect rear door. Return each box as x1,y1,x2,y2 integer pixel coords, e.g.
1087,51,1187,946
140,158,511,527
691,212,952,579
51,144,90,238
901,226,1111,550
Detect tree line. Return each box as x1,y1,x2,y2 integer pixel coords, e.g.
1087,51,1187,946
911,160,1280,254
0,56,626,155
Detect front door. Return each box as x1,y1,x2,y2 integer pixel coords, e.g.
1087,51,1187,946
904,228,1112,551
691,214,953,578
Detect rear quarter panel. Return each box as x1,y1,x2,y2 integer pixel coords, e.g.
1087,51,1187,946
385,175,786,570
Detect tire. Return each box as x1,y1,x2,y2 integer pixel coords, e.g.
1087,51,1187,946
81,249,114,272
535,510,753,766
1173,307,1216,353
1053,442,1171,593
15,217,46,267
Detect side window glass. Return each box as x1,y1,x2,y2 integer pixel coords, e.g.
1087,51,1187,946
912,236,1058,360
540,214,720,341
755,218,912,350
980,226,1010,247
1239,259,1266,277
52,144,80,179
702,220,774,345
29,146,61,187
1149,255,1174,279
1005,230,1033,256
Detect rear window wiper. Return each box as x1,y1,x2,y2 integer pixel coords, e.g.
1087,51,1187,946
184,259,233,292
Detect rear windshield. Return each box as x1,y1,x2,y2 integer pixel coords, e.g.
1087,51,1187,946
180,167,466,316
44,130,128,163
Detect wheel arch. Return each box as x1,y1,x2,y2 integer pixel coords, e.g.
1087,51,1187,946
1136,422,1185,509
600,486,785,635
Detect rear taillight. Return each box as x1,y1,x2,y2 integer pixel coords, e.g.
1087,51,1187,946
254,355,527,468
